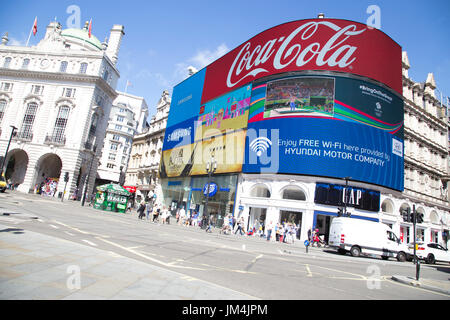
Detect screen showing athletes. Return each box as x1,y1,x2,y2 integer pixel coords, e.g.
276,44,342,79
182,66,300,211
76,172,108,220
264,77,335,118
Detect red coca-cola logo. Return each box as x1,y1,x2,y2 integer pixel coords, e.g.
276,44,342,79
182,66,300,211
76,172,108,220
201,19,402,104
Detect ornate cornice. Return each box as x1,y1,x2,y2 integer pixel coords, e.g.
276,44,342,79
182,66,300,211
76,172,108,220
0,68,117,99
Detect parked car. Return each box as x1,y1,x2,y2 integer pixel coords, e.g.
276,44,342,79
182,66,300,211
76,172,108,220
408,242,450,264
329,217,409,262
0,174,7,192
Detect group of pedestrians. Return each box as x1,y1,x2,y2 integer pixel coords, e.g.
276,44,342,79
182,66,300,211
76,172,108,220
136,200,172,224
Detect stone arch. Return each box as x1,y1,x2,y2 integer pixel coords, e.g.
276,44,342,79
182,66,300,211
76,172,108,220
32,153,63,188
280,184,307,201
381,198,395,214
429,210,439,225
4,149,29,186
249,183,271,198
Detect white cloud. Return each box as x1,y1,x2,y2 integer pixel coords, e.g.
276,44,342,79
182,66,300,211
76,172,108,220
9,37,25,46
189,43,229,69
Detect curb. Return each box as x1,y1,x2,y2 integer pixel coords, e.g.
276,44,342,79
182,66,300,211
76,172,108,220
391,275,450,296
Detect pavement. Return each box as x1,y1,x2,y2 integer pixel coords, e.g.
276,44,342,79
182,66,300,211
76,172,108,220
0,223,257,300
1,190,449,299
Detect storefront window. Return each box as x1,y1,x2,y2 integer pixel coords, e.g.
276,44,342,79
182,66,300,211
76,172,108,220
160,178,190,215
189,174,238,227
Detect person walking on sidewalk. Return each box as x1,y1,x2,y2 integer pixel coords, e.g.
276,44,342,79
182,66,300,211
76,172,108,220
266,221,274,241
137,201,146,220
235,217,245,235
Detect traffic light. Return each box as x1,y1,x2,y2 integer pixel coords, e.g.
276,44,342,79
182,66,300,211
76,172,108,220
416,212,424,224
400,207,412,222
64,172,69,182
337,207,344,217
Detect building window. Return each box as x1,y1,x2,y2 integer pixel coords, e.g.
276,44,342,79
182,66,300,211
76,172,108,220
115,124,122,131
0,82,13,92
116,115,124,122
112,134,120,141
62,88,76,98
0,100,7,122
107,163,115,169
31,85,44,95
19,102,39,139
22,58,30,69
51,105,70,142
110,143,119,151
79,62,88,74
3,57,12,68
103,69,109,81
108,153,116,161
60,61,68,72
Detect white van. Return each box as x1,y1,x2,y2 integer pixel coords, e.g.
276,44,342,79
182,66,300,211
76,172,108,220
328,217,409,262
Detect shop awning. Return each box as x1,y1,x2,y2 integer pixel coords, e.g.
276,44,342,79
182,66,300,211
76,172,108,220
96,183,131,196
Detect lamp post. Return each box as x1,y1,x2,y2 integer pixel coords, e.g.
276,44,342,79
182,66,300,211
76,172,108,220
202,156,217,229
1,125,17,177
81,140,97,206
343,176,351,217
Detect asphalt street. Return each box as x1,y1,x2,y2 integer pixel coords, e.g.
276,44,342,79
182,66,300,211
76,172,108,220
1,190,449,300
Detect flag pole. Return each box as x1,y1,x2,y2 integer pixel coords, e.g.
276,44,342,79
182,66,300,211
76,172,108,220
25,16,37,47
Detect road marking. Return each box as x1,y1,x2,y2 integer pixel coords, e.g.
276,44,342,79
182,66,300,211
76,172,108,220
95,237,206,271
82,239,97,247
49,224,59,229
65,231,74,236
305,264,313,277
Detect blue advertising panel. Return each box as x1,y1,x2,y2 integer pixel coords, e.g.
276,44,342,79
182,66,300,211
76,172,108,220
243,74,404,191
163,68,206,151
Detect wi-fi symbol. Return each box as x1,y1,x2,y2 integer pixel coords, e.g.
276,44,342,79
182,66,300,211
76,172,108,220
250,137,272,156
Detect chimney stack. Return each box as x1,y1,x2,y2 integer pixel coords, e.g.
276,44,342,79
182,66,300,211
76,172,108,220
106,25,124,65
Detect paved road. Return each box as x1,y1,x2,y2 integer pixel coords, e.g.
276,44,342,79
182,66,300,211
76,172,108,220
1,190,449,300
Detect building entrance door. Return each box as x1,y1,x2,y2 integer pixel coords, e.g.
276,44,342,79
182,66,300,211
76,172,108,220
314,214,335,244
280,210,302,239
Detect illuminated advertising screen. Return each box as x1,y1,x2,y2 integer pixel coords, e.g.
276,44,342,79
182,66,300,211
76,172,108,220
201,18,402,104
243,74,404,191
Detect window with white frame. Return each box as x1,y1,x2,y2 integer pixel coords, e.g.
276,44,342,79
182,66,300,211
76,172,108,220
51,105,70,142
22,58,30,69
30,85,44,95
0,82,13,92
20,102,39,138
112,134,120,141
107,163,115,169
116,115,124,122
60,61,68,72
3,57,12,68
0,100,7,122
62,87,76,98
110,142,119,151
108,153,116,161
79,62,88,74
115,124,122,131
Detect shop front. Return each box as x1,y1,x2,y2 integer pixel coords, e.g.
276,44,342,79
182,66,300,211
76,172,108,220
188,174,238,228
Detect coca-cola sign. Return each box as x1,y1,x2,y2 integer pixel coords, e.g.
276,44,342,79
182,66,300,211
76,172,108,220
201,19,402,104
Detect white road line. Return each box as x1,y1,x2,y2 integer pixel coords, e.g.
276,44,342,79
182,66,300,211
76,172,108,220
82,239,97,247
65,231,74,236
49,224,59,229
305,264,313,277
96,236,206,271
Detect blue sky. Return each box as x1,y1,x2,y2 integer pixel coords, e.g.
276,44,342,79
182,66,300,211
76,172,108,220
1,0,449,119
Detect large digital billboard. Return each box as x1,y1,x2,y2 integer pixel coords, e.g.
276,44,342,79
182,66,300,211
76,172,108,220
243,74,404,191
160,18,403,191
201,18,402,104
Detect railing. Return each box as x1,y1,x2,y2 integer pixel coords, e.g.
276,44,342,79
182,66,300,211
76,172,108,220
13,131,33,141
44,134,66,146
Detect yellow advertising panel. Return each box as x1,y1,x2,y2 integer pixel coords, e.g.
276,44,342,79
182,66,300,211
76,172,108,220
159,130,247,178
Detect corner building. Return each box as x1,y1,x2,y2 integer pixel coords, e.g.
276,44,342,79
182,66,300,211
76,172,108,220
159,18,450,248
0,21,124,200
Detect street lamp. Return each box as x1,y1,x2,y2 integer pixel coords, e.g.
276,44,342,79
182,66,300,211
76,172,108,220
202,155,217,229
81,139,97,206
1,125,17,177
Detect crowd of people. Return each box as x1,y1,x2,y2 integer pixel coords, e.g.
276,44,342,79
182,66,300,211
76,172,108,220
34,178,59,197
128,201,328,247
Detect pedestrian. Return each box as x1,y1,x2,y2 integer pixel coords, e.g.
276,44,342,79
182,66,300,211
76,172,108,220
137,201,146,220
152,205,160,223
161,206,167,224
205,215,213,233
146,201,153,220
234,217,244,235
266,221,274,241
